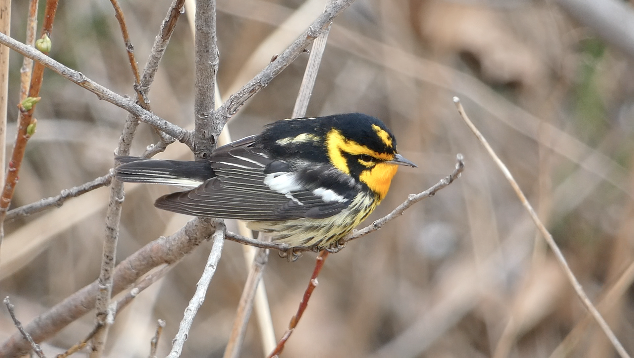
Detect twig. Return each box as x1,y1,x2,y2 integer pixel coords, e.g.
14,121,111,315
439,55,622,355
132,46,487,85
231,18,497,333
291,23,331,118
168,223,225,358
5,173,112,222
91,173,126,357
453,97,630,358
3,297,46,358
223,235,270,358
138,0,187,149
108,0,145,105
57,323,101,358
149,319,166,358
0,32,191,147
268,251,329,358
346,155,465,243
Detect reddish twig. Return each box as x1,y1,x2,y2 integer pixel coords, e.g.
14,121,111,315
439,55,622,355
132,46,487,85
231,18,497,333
268,251,330,358
0,0,59,245
108,0,146,107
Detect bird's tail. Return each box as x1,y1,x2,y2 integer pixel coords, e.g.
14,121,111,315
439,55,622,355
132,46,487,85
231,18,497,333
115,156,213,188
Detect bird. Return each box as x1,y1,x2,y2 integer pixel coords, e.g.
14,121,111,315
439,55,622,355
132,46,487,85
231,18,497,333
115,113,416,253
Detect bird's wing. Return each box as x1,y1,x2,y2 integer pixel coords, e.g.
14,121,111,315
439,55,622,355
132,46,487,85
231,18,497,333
155,140,353,220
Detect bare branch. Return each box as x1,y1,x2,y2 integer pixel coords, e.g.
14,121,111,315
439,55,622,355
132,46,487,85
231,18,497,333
168,223,225,358
3,297,46,358
346,155,465,243
224,235,270,358
453,97,630,358
108,0,145,105
268,251,329,358
5,173,112,222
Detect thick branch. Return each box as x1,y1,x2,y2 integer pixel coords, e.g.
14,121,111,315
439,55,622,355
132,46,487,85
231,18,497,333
193,0,218,158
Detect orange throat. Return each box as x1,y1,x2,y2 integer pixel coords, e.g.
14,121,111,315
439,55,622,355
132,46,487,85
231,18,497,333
359,163,399,201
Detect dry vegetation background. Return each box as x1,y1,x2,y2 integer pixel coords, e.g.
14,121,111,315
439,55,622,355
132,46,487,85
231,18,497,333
1,0,634,357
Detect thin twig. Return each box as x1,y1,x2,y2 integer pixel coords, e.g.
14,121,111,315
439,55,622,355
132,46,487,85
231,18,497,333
3,297,46,358
108,0,145,105
57,323,101,358
347,155,465,243
168,223,225,358
223,234,270,358
5,173,112,222
149,319,166,358
268,251,329,358
453,97,630,358
291,23,331,118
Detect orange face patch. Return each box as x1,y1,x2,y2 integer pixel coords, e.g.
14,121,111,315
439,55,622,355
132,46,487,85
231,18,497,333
359,162,399,201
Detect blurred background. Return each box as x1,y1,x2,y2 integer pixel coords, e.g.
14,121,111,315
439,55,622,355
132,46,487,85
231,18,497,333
1,0,634,357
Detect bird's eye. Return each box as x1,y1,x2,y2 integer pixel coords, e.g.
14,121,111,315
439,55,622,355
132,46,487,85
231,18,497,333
358,154,375,162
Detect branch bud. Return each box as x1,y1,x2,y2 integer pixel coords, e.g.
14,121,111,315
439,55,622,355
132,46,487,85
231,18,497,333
35,34,52,53
26,119,37,137
21,97,41,111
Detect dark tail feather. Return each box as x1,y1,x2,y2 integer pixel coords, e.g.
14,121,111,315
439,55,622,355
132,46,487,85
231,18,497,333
115,156,213,187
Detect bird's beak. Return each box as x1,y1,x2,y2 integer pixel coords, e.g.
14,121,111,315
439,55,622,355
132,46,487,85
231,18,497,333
387,153,417,167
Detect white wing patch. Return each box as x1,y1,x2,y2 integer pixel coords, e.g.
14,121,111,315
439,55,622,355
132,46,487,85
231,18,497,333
263,172,303,194
312,188,347,203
